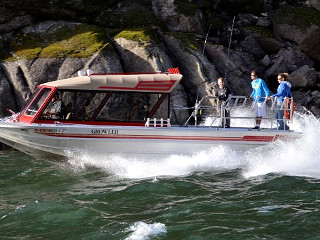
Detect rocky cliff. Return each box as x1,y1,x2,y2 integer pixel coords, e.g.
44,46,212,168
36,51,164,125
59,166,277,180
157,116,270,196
0,0,319,121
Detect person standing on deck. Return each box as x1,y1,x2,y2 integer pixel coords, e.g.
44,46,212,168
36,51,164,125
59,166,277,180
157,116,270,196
268,73,292,130
249,70,270,129
215,77,232,128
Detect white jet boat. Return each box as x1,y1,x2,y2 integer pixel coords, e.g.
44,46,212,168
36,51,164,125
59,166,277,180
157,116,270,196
0,68,300,157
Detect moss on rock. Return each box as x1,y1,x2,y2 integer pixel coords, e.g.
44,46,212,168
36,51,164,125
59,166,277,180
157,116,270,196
271,6,320,30
242,26,274,38
209,17,225,30
5,24,109,61
97,9,166,30
110,28,161,46
175,0,198,16
114,29,151,42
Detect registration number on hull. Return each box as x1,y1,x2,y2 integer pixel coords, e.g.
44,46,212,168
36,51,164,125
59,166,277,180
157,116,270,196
34,128,66,133
91,129,119,135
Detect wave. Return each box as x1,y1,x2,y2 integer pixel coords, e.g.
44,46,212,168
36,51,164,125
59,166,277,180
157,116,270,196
124,222,166,240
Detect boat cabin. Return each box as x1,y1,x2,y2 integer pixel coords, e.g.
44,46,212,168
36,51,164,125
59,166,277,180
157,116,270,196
18,68,183,126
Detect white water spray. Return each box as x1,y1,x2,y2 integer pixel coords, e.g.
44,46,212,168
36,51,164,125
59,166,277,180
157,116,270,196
125,222,166,240
66,111,320,179
243,110,320,178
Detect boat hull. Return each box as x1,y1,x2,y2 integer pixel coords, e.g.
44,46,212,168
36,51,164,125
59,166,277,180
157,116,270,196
0,121,301,157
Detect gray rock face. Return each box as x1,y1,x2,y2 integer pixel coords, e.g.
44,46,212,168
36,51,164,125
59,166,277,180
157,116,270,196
0,15,33,34
274,23,320,61
265,56,288,78
309,0,320,10
257,38,285,55
113,37,166,72
271,6,320,62
241,36,265,59
290,65,316,89
256,17,272,27
300,26,320,62
152,0,202,33
276,48,315,69
0,69,16,114
0,0,319,120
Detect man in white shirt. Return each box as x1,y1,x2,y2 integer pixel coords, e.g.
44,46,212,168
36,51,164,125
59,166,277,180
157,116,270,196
43,94,61,119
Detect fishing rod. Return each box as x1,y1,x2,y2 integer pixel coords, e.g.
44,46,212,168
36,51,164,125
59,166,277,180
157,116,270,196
202,24,212,59
224,16,236,82
195,24,212,103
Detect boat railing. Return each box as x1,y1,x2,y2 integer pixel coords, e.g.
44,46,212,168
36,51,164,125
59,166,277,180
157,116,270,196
182,95,295,129
145,118,171,128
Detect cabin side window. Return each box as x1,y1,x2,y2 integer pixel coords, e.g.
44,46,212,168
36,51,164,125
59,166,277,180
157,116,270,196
50,90,109,121
25,88,51,116
72,91,108,121
96,92,149,121
96,92,167,122
151,94,170,119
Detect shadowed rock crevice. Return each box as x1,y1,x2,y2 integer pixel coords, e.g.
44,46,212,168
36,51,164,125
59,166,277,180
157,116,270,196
0,65,19,113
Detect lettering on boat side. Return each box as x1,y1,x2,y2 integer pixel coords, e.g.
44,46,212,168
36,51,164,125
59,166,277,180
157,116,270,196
91,129,119,135
34,128,66,133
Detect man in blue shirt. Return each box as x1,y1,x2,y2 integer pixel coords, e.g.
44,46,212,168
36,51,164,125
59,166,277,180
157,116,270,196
269,73,292,130
250,70,270,129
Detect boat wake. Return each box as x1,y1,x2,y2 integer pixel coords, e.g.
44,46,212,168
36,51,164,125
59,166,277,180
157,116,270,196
66,111,320,180
243,110,320,179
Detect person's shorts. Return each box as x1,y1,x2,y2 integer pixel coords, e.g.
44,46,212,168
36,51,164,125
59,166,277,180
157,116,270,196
255,102,266,117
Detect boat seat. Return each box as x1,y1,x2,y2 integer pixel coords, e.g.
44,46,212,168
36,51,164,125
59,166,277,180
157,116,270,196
61,102,73,120
65,112,72,120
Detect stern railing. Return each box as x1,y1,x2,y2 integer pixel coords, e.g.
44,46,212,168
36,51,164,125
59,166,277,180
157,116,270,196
182,95,295,129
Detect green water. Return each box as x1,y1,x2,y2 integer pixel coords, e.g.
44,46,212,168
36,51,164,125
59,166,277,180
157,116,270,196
0,148,320,240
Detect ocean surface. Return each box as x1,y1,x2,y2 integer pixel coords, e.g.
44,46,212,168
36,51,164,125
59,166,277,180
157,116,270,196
1,111,320,240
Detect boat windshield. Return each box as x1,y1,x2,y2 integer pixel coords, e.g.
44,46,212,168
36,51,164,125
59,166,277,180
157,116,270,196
25,88,51,116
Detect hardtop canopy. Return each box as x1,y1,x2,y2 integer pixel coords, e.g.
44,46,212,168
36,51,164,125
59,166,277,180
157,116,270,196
41,70,183,93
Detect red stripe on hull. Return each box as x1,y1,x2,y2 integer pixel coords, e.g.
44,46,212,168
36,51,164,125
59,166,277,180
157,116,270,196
40,133,279,143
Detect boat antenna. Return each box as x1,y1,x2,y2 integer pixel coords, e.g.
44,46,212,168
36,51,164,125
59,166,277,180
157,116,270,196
224,16,236,81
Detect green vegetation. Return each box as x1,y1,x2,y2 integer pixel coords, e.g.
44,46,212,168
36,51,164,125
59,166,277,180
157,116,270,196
175,0,198,16
5,24,109,61
209,17,225,30
241,26,274,38
244,0,264,14
113,28,153,42
0,40,11,60
271,6,320,30
99,9,165,30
